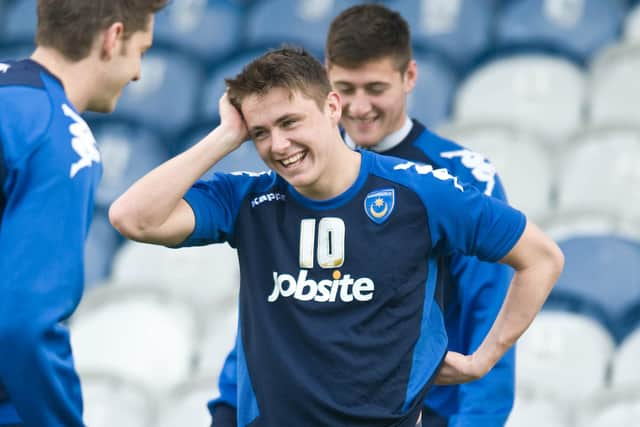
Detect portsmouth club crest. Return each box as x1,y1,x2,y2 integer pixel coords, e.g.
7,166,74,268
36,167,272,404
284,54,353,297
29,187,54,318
364,188,395,224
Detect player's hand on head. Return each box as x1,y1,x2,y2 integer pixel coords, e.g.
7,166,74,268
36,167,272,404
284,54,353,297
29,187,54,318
434,351,487,385
218,91,249,145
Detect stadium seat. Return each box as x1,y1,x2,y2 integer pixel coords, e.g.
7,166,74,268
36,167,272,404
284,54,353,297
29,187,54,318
453,49,586,142
90,118,169,209
436,123,554,220
194,302,238,379
1,0,37,44
495,0,625,62
540,210,621,242
553,234,640,339
84,208,124,289
618,300,640,342
156,377,219,427
611,325,640,387
111,240,240,308
556,126,640,218
81,371,155,427
588,44,640,127
200,46,268,120
624,2,640,43
407,48,459,127
505,392,569,427
0,41,35,62
574,387,640,427
153,0,244,62
173,121,268,179
245,0,363,53
114,47,204,135
515,310,615,404
384,0,495,67
70,287,200,393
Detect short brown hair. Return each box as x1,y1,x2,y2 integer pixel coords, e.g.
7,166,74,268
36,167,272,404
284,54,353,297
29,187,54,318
36,0,169,61
326,4,412,72
226,46,332,112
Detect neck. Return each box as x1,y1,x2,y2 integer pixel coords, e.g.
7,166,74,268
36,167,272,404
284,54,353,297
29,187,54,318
31,47,94,112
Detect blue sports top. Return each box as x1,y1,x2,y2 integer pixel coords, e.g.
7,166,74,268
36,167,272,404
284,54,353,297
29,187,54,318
181,148,525,427
0,59,102,426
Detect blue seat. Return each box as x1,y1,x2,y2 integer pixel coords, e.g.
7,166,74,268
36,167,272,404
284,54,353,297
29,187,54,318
84,207,124,290
89,117,169,209
495,0,625,63
174,121,267,179
1,0,37,43
153,0,244,62
552,235,640,341
384,0,495,68
0,41,35,61
246,0,364,52
114,47,204,135
408,47,459,127
200,46,270,119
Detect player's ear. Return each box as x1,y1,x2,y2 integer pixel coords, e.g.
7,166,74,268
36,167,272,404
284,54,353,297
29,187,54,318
403,59,418,93
100,22,125,60
326,91,342,124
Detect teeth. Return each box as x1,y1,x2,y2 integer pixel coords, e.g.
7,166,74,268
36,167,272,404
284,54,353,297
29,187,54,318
282,152,305,166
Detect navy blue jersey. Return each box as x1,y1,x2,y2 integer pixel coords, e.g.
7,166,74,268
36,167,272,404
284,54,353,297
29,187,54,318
183,149,525,427
383,120,516,425
210,120,517,426
0,60,102,426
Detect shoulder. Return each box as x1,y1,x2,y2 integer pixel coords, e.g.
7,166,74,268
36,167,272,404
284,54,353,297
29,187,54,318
367,151,465,199
0,60,56,166
411,121,501,197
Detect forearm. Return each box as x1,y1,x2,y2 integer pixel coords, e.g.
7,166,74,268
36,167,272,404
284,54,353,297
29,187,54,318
109,126,239,239
474,259,561,372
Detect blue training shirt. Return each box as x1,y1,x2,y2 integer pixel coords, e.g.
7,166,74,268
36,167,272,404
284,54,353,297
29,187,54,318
182,149,525,427
210,120,517,426
0,59,102,426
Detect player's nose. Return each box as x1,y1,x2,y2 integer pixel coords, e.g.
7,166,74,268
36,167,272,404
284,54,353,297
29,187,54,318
348,92,372,117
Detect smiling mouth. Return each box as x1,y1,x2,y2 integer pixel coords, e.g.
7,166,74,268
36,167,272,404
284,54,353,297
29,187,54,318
280,151,307,168
349,115,379,125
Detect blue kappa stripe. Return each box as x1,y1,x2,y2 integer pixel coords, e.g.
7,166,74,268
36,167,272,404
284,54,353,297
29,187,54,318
403,257,448,411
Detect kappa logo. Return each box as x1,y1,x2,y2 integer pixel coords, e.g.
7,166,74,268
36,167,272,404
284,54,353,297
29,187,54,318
251,192,286,208
0,63,10,74
440,149,496,196
62,103,101,178
364,189,395,224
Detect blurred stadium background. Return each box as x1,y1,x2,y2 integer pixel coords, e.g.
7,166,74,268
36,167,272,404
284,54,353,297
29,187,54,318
2,0,640,425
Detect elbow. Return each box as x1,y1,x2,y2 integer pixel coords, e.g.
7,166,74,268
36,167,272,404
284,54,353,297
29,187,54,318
108,200,146,241
543,240,565,292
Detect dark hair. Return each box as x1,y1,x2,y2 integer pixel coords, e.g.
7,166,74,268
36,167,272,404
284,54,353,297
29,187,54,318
36,0,169,61
326,4,412,72
226,46,332,111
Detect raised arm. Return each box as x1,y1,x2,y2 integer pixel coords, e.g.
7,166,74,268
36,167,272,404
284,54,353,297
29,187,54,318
435,221,564,384
109,94,248,246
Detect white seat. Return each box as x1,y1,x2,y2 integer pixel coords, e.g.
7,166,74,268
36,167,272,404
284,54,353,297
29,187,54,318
111,241,240,308
539,210,621,242
625,4,640,47
81,371,154,427
589,45,640,127
194,303,238,379
556,126,640,219
611,327,640,388
454,53,586,142
436,123,554,220
505,391,569,427
575,387,640,427
516,311,615,404
71,287,199,393
156,378,218,427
